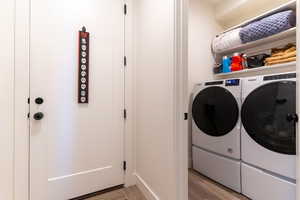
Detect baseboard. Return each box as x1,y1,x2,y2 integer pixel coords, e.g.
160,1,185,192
134,173,160,200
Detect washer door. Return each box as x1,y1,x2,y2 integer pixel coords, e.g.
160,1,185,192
192,86,239,137
241,81,296,155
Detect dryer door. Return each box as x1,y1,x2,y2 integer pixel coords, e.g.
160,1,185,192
192,86,239,137
241,81,296,155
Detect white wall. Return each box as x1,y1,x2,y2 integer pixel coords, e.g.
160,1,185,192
188,0,223,92
133,0,177,199
188,0,223,168
0,1,15,199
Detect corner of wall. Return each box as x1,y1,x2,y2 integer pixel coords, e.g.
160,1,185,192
134,173,160,200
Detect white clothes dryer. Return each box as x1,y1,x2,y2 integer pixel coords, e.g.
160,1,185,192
192,79,242,192
241,72,297,200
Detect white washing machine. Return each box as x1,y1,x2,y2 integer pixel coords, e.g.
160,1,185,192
241,72,297,200
192,79,242,193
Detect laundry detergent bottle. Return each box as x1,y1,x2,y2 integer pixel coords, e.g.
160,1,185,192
222,56,231,73
231,53,243,71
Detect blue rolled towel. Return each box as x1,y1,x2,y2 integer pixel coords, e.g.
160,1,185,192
240,10,296,44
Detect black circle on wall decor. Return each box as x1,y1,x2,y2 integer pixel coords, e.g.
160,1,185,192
192,86,239,137
241,81,296,155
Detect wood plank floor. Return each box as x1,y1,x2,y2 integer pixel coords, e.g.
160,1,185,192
189,169,249,200
81,169,248,200
85,186,147,200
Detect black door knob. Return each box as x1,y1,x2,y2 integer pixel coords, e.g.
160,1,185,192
287,113,299,123
33,112,44,120
35,97,44,104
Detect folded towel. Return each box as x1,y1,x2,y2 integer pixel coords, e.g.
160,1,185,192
212,28,242,53
265,44,296,65
271,44,296,56
265,56,296,65
240,10,296,43
265,50,296,62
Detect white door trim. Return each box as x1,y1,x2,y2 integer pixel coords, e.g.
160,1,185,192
296,1,300,199
14,0,30,199
124,0,136,187
2,0,17,199
173,0,189,199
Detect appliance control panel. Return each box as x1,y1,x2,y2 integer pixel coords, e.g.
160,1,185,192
263,73,296,81
225,79,240,86
205,81,224,86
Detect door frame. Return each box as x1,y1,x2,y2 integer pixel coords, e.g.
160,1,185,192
124,0,136,187
297,0,300,199
14,0,30,199
14,0,136,199
173,0,189,199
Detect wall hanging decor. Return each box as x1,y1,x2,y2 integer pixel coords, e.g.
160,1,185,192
78,26,90,103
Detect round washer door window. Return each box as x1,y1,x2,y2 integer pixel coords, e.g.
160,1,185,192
192,86,239,137
241,81,296,155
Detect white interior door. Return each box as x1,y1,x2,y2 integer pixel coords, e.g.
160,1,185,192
30,1,125,199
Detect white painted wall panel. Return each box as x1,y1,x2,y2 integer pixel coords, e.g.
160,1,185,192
133,0,176,199
188,0,223,92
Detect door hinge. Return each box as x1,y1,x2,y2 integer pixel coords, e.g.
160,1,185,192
124,109,127,119
123,161,127,171
124,56,127,67
184,113,188,120
27,113,30,119
124,4,127,15
27,98,30,104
